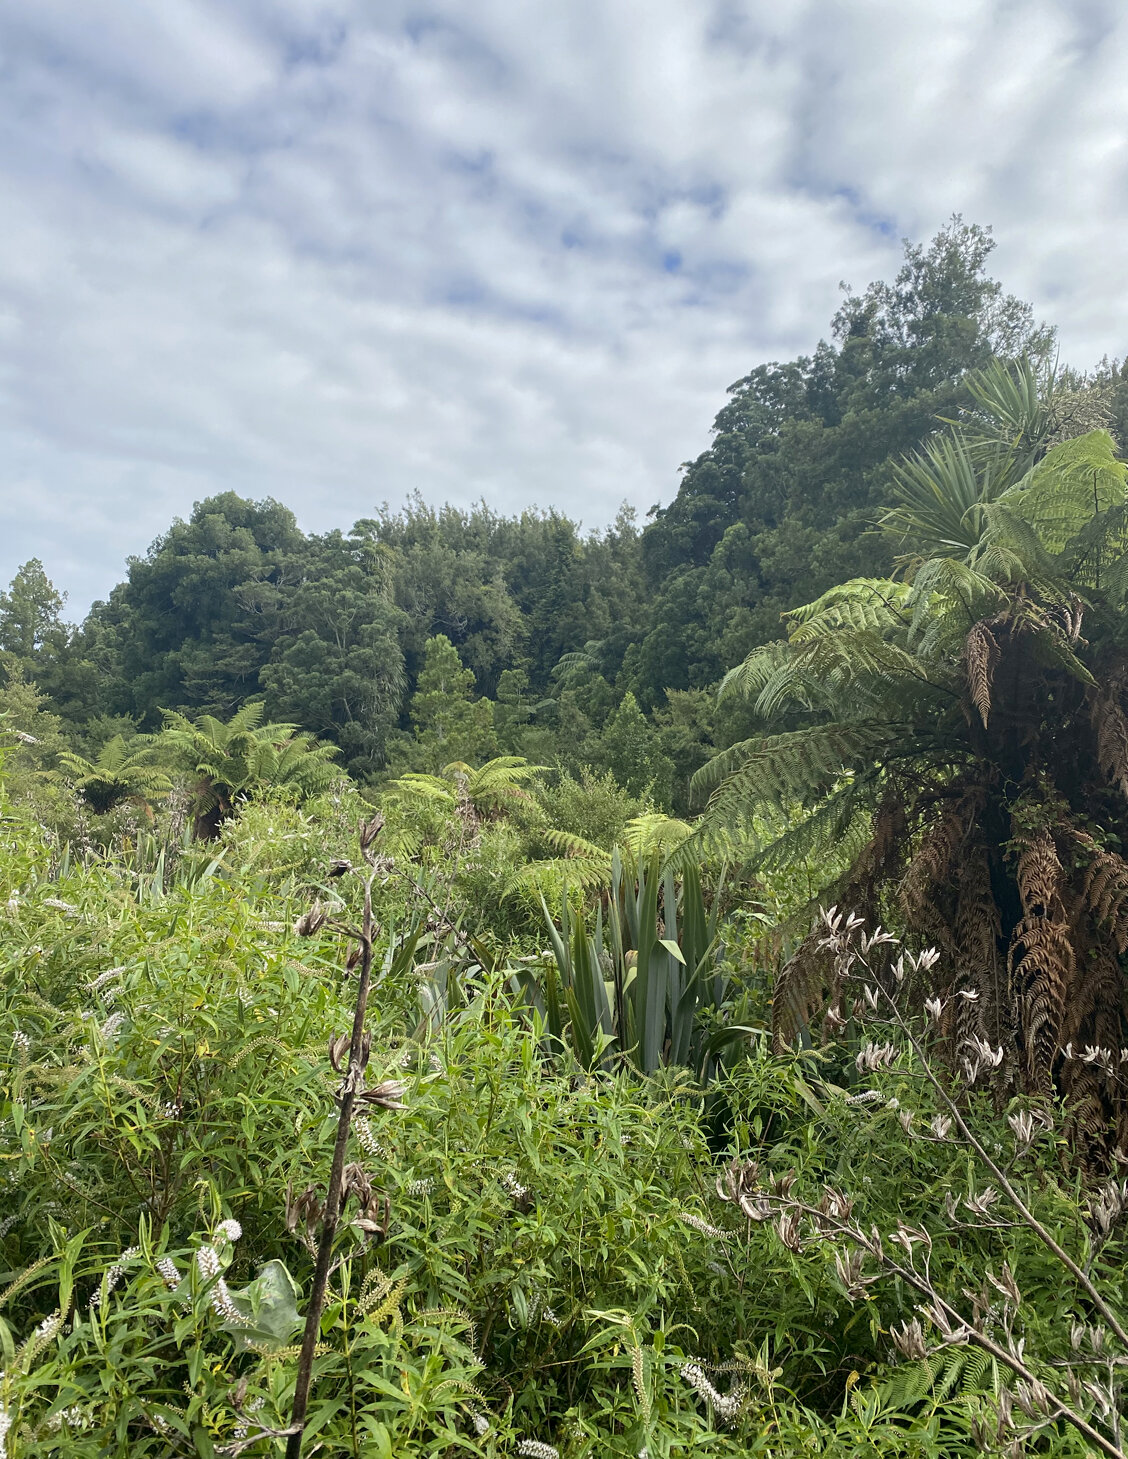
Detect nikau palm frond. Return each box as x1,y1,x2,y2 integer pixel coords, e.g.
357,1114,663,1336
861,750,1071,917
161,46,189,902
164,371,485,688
701,356,1128,1167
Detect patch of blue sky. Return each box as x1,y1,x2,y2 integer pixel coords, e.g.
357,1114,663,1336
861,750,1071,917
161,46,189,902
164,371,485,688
705,0,787,63
671,257,750,300
431,273,569,333
636,178,728,227
789,179,898,241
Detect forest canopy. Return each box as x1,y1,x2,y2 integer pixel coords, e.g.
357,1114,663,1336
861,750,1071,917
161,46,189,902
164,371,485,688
9,219,1123,815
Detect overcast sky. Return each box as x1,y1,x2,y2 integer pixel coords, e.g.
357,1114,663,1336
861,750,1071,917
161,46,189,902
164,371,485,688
2,0,1127,615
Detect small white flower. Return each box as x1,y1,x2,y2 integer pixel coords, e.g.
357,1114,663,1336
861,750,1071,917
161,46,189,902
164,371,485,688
924,996,943,1023
516,1442,559,1459
678,1211,731,1240
471,1413,490,1436
157,1257,181,1290
353,1117,389,1159
680,1361,744,1423
196,1245,241,1322
502,1171,530,1202
86,967,125,993
98,1011,127,1043
214,1219,242,1246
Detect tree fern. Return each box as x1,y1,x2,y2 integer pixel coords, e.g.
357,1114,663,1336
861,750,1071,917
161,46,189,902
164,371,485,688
703,355,1128,1159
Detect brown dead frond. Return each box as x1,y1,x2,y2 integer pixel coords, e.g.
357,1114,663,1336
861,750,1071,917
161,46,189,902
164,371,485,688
899,786,986,937
1010,914,1074,1094
965,622,1001,729
1068,828,1128,954
1092,690,1128,801
952,847,1009,1058
771,933,832,1053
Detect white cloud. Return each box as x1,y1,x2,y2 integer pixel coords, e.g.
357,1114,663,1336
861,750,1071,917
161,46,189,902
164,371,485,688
1,0,1127,612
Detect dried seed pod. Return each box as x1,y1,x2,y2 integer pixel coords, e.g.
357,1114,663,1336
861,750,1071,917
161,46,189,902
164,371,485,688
293,902,329,938
328,1032,372,1072
285,1183,324,1237
357,1078,407,1111
359,814,385,851
890,1318,928,1361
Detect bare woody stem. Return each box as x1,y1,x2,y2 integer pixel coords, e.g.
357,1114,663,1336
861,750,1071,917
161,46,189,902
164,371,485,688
285,873,376,1459
868,961,1128,1351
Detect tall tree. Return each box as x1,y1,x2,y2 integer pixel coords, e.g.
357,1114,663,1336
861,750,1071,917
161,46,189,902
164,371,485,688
398,634,495,772
0,560,67,662
632,220,1053,705
88,493,304,720
259,532,406,776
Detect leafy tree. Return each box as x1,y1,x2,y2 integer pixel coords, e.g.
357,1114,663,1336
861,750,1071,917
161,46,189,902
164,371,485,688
592,691,674,803
698,356,1128,1163
632,220,1053,704
57,734,172,814
0,559,67,662
160,702,340,838
397,634,495,772
536,767,650,850
259,532,406,776
492,667,536,752
0,659,69,794
89,493,304,719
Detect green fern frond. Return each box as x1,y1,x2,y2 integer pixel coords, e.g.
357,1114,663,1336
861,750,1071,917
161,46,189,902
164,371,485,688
784,579,912,641
1003,429,1128,554
718,643,791,703
699,722,897,825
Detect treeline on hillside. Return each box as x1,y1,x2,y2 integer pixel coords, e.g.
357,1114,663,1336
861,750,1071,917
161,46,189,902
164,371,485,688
3,220,1125,811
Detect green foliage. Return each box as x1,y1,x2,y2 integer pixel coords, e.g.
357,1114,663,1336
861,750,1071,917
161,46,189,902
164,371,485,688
395,634,497,773
56,735,172,814
159,703,341,837
536,767,650,850
0,752,1125,1455
258,531,407,777
516,851,754,1079
0,561,67,664
631,220,1053,703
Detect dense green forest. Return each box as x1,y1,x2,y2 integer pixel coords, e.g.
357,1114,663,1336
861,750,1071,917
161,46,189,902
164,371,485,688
6,219,1128,1456
8,221,1124,810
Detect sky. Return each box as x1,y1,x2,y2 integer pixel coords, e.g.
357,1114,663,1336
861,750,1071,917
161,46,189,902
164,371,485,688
2,0,1127,616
